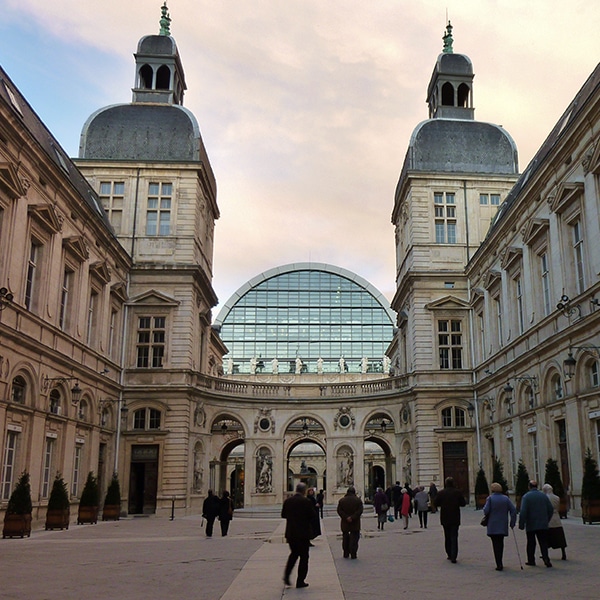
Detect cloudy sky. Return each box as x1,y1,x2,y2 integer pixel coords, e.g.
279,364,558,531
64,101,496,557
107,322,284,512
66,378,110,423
1,0,598,316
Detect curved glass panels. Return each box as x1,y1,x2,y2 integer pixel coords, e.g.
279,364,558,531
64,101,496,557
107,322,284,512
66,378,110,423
215,264,395,375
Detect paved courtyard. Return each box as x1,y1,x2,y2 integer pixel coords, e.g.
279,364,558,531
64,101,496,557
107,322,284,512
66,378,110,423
2,506,599,599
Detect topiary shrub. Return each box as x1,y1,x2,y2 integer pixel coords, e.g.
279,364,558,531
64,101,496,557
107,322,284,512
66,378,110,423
6,471,32,515
79,472,99,507
514,459,530,511
492,456,509,493
48,473,70,511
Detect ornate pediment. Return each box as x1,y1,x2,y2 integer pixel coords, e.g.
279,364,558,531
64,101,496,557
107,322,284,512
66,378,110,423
425,295,471,310
126,289,179,307
27,203,62,233
62,236,89,263
110,282,128,302
500,246,523,271
483,270,502,290
89,261,111,284
522,218,549,246
548,181,584,214
0,162,26,199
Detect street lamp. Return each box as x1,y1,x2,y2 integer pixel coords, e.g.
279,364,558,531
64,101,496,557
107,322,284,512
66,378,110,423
563,345,600,380
0,287,14,310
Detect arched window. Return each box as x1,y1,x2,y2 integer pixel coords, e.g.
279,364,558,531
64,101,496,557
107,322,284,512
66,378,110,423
139,64,153,89
551,374,564,401
49,389,61,415
11,376,26,404
441,82,454,106
590,361,599,388
441,406,466,427
77,399,89,422
156,65,171,90
457,83,470,107
133,407,162,430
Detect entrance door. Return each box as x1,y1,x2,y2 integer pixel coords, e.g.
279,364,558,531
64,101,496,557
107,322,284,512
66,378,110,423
128,445,159,514
442,441,469,502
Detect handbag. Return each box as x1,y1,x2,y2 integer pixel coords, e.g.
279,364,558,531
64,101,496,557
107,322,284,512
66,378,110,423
480,497,492,526
381,503,388,512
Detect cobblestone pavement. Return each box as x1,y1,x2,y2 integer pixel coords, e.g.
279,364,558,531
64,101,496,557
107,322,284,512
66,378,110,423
2,507,598,599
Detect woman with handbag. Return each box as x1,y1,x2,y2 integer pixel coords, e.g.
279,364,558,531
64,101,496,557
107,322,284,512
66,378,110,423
482,482,517,571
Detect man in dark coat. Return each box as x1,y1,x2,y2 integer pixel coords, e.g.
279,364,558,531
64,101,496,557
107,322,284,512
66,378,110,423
201,489,221,537
281,482,314,588
519,480,554,567
337,486,364,559
392,481,403,519
434,476,466,563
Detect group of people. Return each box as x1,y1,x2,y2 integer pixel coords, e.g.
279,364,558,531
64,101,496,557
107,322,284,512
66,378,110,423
281,476,569,587
201,489,235,537
373,481,438,530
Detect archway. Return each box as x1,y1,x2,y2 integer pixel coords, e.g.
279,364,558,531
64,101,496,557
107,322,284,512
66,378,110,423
284,417,326,495
363,412,395,503
210,415,245,507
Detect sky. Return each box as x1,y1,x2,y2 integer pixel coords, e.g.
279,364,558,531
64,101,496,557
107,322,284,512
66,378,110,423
1,0,598,317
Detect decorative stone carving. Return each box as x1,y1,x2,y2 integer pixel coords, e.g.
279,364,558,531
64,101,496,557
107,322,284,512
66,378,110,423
333,406,355,430
255,447,273,493
254,408,274,433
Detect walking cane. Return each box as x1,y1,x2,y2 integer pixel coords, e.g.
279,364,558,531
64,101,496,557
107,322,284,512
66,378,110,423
511,527,524,570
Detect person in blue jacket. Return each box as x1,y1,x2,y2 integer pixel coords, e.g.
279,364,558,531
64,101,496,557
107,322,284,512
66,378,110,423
518,480,554,567
482,482,517,571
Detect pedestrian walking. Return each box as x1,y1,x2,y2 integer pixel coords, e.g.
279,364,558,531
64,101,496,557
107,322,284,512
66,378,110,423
414,486,430,528
373,487,388,530
337,485,364,559
201,489,220,537
281,482,314,588
392,481,402,519
542,483,568,560
482,482,517,571
518,480,554,567
429,482,438,513
218,490,234,537
433,476,466,563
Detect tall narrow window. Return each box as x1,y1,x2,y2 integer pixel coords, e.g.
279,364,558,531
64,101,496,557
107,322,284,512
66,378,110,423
87,291,98,346
434,192,456,244
25,241,39,310
572,220,585,294
478,312,485,362
591,361,599,388
108,308,117,360
494,297,503,348
540,252,551,317
531,432,540,482
515,276,524,335
438,320,462,369
1,431,19,500
11,376,26,404
99,181,125,234
136,316,166,368
72,445,82,497
59,269,73,331
42,438,55,498
146,182,172,236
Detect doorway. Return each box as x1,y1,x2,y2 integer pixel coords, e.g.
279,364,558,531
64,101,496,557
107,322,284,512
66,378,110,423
128,444,159,514
442,441,469,502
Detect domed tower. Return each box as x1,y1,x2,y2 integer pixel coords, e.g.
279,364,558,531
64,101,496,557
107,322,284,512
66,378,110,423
75,3,222,517
389,23,520,495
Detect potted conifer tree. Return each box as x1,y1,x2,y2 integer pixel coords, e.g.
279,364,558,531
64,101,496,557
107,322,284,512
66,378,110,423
581,448,600,524
45,473,70,530
492,456,509,493
474,466,489,509
77,471,99,525
2,471,33,538
544,458,567,518
514,459,530,512
102,472,122,521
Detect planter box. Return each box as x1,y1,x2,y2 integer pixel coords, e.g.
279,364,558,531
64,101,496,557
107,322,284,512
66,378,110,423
475,494,488,509
3,513,32,538
581,499,600,524
559,496,569,519
77,506,98,525
102,505,121,521
45,508,70,530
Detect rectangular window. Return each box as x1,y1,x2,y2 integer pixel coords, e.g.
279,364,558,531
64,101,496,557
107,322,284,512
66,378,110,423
494,297,503,348
136,316,166,368
531,432,540,482
434,192,457,244
515,276,524,334
25,241,39,310
490,194,501,205
87,290,98,346
108,308,117,360
59,269,73,331
591,362,599,388
479,194,488,205
1,431,19,500
72,445,82,497
540,252,551,317
438,319,462,369
99,181,125,234
146,182,172,236
42,438,55,498
572,220,585,294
